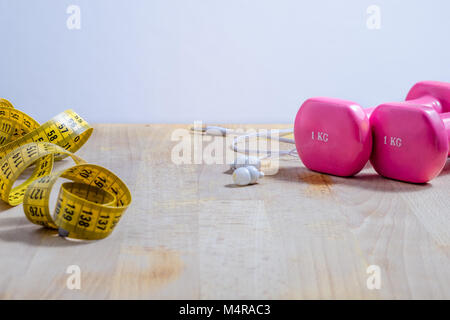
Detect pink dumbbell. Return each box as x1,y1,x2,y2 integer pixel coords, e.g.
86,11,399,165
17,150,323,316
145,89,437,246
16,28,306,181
294,97,373,176
294,81,449,177
370,81,450,183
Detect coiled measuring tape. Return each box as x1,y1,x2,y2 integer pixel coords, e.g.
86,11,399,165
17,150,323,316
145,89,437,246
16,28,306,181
0,98,131,240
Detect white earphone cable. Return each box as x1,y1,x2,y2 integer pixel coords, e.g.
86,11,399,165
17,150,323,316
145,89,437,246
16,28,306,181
191,125,298,159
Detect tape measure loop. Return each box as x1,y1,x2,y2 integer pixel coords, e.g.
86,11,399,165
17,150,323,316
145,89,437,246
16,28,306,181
0,99,131,240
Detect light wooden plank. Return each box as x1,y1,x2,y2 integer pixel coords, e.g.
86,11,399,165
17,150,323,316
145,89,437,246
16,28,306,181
0,124,448,299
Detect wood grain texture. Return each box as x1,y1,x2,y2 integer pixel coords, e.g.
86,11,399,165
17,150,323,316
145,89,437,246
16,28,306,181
0,124,449,299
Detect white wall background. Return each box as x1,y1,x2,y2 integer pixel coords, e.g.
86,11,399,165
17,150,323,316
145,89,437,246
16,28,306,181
0,0,449,123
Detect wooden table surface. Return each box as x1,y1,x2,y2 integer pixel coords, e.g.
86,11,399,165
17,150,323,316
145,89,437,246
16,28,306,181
0,124,449,299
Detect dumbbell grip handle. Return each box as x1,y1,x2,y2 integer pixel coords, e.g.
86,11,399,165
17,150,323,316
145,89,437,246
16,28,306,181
364,95,443,118
364,107,376,117
406,95,443,113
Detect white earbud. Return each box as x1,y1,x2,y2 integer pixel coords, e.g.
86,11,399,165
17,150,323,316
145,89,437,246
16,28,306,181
232,166,264,186
230,155,261,170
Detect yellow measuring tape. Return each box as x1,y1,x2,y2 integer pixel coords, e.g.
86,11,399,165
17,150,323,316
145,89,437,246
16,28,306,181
0,98,131,240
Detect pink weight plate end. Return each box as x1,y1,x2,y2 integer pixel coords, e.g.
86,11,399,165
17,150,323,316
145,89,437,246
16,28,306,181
294,97,372,177
370,103,449,183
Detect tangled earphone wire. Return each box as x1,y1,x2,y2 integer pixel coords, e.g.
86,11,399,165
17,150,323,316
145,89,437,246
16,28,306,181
190,125,298,185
